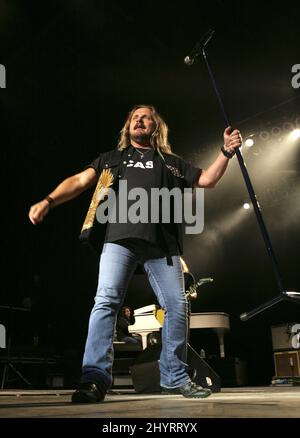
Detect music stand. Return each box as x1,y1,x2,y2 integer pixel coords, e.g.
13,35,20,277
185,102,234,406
0,305,32,388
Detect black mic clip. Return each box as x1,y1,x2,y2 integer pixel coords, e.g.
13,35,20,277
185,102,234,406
184,29,215,66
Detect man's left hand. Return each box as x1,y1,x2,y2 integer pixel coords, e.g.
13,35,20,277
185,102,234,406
223,126,243,156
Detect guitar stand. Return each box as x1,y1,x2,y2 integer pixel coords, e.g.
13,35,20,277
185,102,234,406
185,287,221,392
1,360,31,389
0,305,32,389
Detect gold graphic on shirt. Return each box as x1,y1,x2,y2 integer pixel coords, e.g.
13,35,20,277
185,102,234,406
81,168,114,232
165,164,184,178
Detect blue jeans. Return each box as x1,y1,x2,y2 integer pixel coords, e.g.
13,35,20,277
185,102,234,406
81,242,189,389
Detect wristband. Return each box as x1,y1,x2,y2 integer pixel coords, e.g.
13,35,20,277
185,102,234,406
221,145,235,159
45,195,54,208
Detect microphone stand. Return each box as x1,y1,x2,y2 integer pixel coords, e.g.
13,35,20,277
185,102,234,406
185,31,300,321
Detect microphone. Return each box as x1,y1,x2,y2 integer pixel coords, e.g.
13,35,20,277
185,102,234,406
184,29,215,66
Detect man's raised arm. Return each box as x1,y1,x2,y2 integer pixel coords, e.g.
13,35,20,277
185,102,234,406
198,126,242,188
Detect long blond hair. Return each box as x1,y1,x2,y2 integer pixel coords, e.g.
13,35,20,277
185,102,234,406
117,105,173,156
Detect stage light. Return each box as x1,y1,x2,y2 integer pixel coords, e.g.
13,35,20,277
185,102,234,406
245,138,254,147
271,126,282,137
289,129,300,141
259,131,270,142
282,122,295,133
243,203,250,210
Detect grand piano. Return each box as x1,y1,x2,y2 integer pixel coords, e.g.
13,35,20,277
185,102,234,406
189,312,230,358
128,305,161,350
129,306,230,357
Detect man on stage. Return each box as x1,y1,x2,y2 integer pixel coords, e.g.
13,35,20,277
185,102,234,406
29,104,242,402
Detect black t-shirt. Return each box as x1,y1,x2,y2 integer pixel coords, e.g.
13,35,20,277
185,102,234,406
87,146,201,257
105,148,163,248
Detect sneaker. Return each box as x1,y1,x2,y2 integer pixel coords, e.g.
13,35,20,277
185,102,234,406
161,381,212,398
71,382,106,403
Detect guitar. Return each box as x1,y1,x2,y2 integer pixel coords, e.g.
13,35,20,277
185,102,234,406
185,277,214,300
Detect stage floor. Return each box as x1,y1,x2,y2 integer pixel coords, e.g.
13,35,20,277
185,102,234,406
0,386,300,418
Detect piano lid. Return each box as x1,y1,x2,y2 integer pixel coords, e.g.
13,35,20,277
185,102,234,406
134,304,157,316
129,314,162,332
190,312,230,330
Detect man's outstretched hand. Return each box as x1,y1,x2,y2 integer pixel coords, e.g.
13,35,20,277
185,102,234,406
28,199,50,225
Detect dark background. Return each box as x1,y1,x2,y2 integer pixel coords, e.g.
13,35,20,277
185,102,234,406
0,0,299,386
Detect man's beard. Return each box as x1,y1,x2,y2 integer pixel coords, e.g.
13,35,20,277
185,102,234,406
130,132,152,145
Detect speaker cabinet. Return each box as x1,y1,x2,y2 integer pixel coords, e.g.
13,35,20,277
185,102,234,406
130,361,161,393
129,343,220,393
274,350,300,377
271,323,299,351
